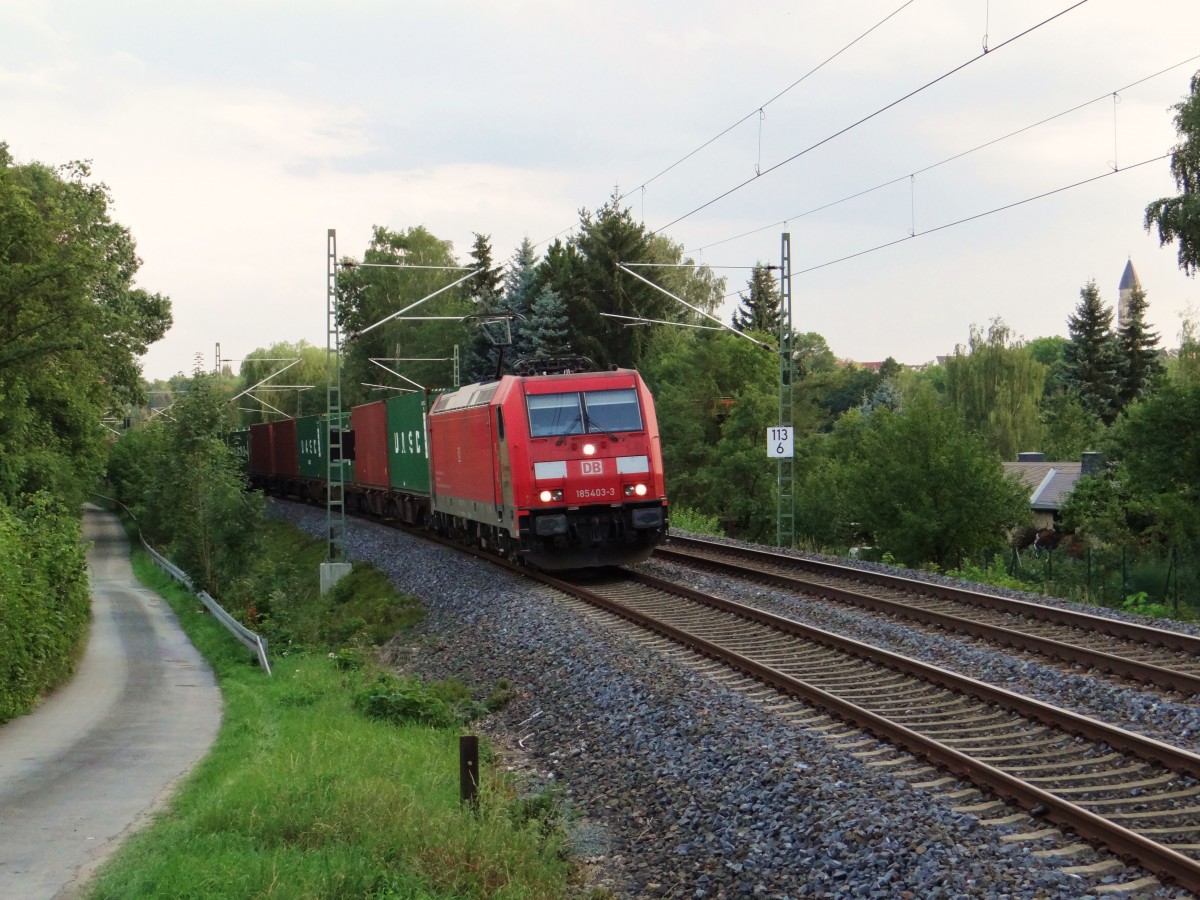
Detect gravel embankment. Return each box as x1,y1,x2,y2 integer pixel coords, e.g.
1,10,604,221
273,502,1186,898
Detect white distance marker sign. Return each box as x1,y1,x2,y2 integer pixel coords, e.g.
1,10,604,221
767,426,793,459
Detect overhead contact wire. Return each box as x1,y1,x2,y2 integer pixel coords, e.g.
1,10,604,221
703,155,1167,302
619,0,917,201
687,52,1200,254
650,0,1091,237
533,0,917,248
794,155,1167,276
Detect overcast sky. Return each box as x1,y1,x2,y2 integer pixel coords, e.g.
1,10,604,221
3,1,1199,381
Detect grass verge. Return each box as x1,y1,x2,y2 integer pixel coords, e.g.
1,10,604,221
84,531,573,900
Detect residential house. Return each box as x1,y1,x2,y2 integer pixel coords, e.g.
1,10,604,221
1003,451,1103,530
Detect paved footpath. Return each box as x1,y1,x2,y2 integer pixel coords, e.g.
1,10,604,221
0,505,222,899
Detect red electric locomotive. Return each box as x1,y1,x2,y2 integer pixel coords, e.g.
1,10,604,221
427,367,668,570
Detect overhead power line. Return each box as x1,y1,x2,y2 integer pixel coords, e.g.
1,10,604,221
687,52,1200,255
705,154,1167,304
620,0,918,203
649,0,1091,237
817,156,1169,278
533,1,917,249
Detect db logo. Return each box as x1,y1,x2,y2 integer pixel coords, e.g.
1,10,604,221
581,460,604,476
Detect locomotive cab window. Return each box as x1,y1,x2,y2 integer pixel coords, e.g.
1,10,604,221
526,388,642,438
527,393,583,438
583,388,641,434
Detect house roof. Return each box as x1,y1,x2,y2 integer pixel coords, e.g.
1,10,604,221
1002,460,1084,510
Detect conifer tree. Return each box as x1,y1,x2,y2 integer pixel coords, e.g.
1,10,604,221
526,288,571,359
467,233,503,304
1116,283,1164,409
731,263,781,336
1062,280,1121,425
464,237,537,382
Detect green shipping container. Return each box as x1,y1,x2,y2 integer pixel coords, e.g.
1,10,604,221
297,413,354,483
386,392,431,495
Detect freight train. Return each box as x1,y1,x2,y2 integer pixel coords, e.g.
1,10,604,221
240,367,669,570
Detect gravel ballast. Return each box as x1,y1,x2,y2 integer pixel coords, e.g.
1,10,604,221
272,502,1186,898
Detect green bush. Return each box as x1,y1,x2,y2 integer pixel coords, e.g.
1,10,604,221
353,672,515,729
1121,591,1170,619
946,553,1038,593
0,493,90,724
669,506,725,537
354,672,458,729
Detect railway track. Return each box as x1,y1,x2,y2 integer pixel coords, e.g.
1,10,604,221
655,534,1200,697
298,502,1200,890
525,562,1200,893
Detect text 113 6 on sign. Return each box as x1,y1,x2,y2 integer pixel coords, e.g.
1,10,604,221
767,427,793,459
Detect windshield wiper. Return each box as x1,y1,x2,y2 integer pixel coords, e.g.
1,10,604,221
555,413,584,446
584,414,620,442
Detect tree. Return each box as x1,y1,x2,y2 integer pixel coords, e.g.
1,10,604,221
640,328,777,533
539,190,724,371
1145,70,1200,276
792,332,837,378
0,492,90,724
237,341,329,423
859,378,904,415
554,192,664,369
942,319,1047,460
463,237,536,383
797,362,881,432
108,372,264,599
731,263,781,336
1109,381,1200,549
1027,335,1069,397
1172,307,1200,388
1059,470,1136,550
525,288,571,359
1039,391,1104,461
1116,283,1164,408
336,225,469,400
467,233,503,304
792,437,852,547
1062,281,1121,425
0,144,172,505
842,387,1030,568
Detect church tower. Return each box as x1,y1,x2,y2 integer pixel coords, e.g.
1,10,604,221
1118,258,1140,328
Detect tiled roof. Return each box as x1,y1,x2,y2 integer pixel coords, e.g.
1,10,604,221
1002,460,1084,510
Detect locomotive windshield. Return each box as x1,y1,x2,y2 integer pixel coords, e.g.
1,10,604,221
527,388,642,438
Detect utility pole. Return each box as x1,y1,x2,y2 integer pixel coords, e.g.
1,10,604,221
322,228,351,594
777,232,795,548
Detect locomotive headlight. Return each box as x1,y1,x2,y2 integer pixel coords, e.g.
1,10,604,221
582,443,597,456
624,483,648,497
540,489,563,503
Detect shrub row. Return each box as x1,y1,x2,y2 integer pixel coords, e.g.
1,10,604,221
0,493,91,724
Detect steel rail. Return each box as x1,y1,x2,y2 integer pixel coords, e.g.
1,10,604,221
528,566,1200,891
319,506,1200,889
654,542,1200,695
665,536,1200,654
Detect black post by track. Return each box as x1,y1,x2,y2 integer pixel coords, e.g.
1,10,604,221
460,735,479,809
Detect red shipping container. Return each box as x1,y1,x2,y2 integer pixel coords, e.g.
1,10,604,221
249,422,274,477
351,400,389,488
429,404,498,508
269,419,299,478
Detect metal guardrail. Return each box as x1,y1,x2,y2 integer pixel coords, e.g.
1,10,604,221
89,493,272,675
